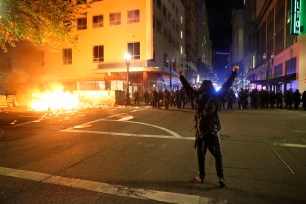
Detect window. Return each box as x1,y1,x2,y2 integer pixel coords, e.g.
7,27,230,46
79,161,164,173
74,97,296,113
109,12,121,26
163,5,167,17
77,18,87,30
128,42,140,60
127,10,140,23
93,45,104,62
77,0,86,4
285,57,296,74
93,15,103,28
63,48,72,65
157,0,161,10
157,19,162,33
163,27,168,39
274,64,283,78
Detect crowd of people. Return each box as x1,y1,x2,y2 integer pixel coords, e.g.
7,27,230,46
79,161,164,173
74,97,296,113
233,88,306,110
142,88,190,109
137,87,306,111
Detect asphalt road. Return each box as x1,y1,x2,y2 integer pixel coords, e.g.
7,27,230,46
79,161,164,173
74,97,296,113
0,105,305,203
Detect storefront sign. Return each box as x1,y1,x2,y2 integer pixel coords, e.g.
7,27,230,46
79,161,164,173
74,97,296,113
291,0,301,34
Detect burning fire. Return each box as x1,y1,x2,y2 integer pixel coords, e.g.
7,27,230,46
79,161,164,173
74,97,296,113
31,84,79,111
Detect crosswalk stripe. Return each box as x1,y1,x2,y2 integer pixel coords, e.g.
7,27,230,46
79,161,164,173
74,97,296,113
0,166,225,204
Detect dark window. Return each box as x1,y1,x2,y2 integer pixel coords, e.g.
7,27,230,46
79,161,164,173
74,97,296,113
63,48,72,64
77,18,87,30
128,42,140,60
77,0,86,5
93,45,104,62
285,57,296,75
157,0,161,10
110,12,121,25
274,63,283,77
157,19,162,33
163,27,168,39
128,10,140,23
93,15,103,28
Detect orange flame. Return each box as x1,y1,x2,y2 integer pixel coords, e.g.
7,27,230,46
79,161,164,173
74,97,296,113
31,85,79,111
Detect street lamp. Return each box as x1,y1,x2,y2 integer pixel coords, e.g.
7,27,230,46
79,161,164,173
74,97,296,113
262,52,274,91
171,57,175,90
166,58,170,90
166,57,175,90
124,53,131,105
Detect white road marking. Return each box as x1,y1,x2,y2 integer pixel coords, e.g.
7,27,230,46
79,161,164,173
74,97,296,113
118,116,134,121
269,146,295,174
103,119,182,138
293,129,306,134
274,143,306,148
61,129,193,140
0,166,223,204
130,107,150,112
62,113,183,138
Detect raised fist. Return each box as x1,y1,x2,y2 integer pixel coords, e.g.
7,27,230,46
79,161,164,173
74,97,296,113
233,66,239,73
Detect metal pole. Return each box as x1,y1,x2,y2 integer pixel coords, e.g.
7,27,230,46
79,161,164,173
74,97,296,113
170,63,172,90
267,58,269,91
124,53,131,106
126,60,130,105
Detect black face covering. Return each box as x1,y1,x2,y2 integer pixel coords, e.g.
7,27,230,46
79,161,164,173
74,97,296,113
198,80,214,95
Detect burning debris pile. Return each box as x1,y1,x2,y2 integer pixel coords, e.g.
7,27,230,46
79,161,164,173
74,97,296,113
31,86,79,111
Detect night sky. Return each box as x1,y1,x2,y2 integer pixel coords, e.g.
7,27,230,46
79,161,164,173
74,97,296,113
206,0,244,81
206,0,244,52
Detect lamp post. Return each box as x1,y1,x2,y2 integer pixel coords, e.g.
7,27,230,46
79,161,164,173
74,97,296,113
262,52,274,91
124,53,131,105
170,57,175,90
166,57,175,90
166,58,170,90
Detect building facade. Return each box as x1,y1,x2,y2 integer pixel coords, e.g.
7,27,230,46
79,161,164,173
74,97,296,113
182,0,199,83
233,0,306,93
0,0,186,102
197,0,213,81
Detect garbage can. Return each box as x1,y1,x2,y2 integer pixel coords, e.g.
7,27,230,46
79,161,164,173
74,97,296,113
115,90,125,105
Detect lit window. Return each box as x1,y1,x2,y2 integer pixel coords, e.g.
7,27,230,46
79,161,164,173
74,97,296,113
93,15,103,28
128,42,140,60
127,10,140,23
63,48,72,65
77,18,87,30
110,12,121,26
93,45,104,62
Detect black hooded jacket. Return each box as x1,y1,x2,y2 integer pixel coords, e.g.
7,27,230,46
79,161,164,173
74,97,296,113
180,71,238,136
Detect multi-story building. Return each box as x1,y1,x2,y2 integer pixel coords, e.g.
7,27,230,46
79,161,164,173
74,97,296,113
182,0,198,83
0,0,186,104
233,0,306,93
197,0,213,81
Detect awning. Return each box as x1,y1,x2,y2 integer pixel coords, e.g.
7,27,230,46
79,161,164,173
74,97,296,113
250,73,296,85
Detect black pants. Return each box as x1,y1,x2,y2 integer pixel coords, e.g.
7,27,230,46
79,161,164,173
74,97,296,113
197,133,224,180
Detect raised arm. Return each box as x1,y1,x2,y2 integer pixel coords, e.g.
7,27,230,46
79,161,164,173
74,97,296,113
217,66,239,100
179,71,196,99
